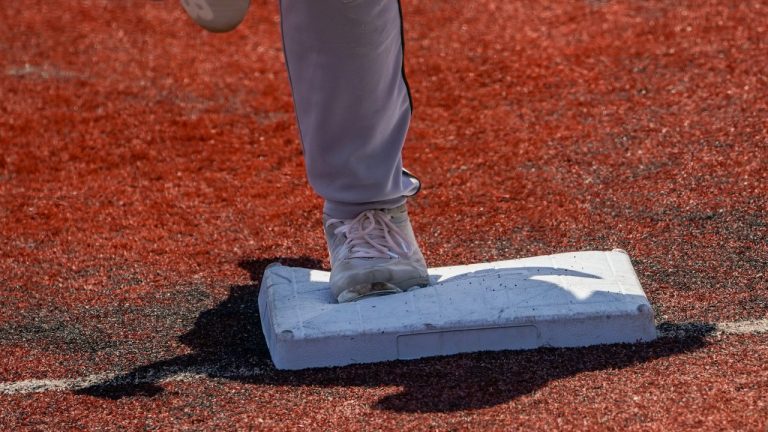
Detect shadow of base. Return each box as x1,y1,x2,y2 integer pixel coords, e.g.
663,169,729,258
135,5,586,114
371,334,708,412
76,257,716,413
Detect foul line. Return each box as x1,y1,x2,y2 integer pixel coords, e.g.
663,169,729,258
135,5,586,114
0,363,266,396
1,319,767,396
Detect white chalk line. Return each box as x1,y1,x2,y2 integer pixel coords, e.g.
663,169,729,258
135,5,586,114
0,363,266,396
1,319,767,396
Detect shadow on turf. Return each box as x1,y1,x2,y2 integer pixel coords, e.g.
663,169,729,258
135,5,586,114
76,257,717,412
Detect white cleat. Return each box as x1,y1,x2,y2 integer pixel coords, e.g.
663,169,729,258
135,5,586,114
180,0,250,33
323,203,430,303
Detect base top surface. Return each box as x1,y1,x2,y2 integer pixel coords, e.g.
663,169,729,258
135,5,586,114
260,250,651,339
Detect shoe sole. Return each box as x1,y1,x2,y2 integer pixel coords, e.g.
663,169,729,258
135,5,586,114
337,276,430,303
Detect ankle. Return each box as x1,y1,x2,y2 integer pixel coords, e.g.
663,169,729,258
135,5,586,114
323,197,407,220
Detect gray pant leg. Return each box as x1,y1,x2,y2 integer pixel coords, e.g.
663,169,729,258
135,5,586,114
279,0,420,219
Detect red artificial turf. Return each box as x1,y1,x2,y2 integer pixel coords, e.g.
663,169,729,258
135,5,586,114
2,334,768,430
1,0,766,430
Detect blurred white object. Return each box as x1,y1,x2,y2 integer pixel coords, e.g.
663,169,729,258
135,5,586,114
180,0,250,33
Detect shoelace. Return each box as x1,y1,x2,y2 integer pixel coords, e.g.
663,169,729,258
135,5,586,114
325,210,412,259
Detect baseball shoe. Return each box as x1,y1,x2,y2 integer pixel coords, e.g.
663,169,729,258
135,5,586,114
323,203,430,303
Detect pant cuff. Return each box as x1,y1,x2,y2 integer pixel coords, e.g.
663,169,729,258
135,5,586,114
323,196,408,219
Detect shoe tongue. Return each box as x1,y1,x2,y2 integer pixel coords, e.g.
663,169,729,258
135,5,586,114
325,208,410,257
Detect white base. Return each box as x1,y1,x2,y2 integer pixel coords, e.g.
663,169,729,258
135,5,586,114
258,250,656,370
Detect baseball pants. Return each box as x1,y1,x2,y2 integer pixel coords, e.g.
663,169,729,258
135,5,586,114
279,0,421,219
